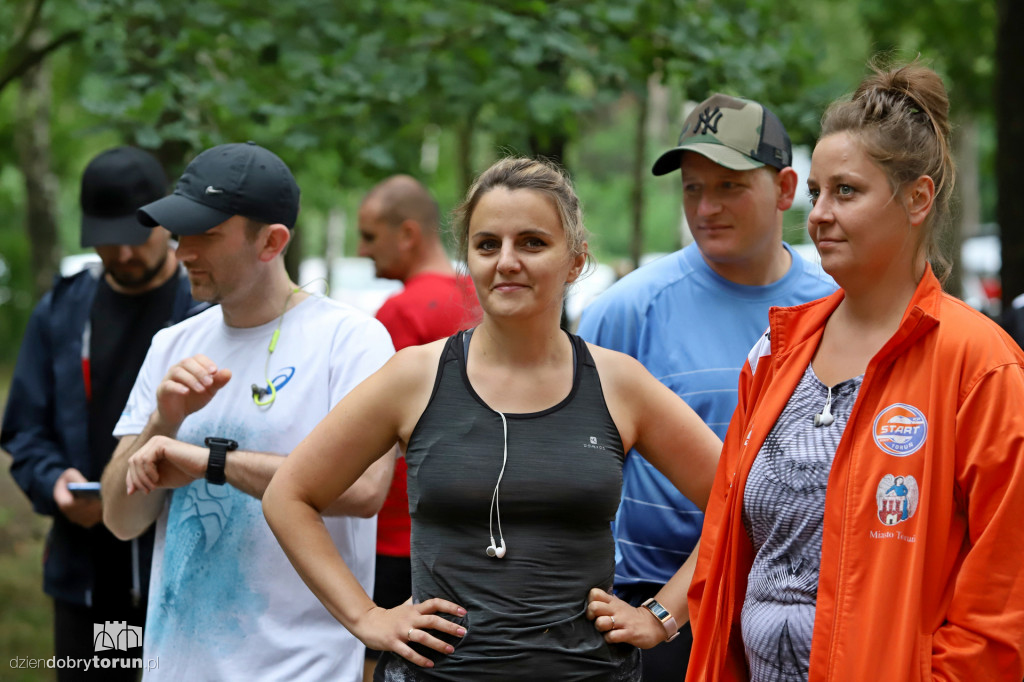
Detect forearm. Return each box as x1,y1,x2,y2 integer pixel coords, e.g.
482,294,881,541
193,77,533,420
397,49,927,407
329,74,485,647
322,446,396,517
222,449,284,500
654,539,700,630
263,480,377,631
102,422,170,540
223,445,394,518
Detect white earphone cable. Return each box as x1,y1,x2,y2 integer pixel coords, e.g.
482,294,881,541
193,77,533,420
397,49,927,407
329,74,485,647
489,410,508,555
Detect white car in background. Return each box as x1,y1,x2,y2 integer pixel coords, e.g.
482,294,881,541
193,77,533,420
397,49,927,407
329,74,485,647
60,253,101,276
299,257,402,315
960,234,1001,318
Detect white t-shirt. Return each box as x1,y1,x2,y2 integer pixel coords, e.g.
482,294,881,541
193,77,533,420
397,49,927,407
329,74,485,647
114,296,394,681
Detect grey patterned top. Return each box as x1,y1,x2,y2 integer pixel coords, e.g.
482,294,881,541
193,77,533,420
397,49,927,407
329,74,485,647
741,364,862,682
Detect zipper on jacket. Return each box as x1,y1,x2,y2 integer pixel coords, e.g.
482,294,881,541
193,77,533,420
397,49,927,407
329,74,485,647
824,365,873,680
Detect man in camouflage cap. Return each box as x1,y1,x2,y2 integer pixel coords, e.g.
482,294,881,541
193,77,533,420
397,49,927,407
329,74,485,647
578,94,835,680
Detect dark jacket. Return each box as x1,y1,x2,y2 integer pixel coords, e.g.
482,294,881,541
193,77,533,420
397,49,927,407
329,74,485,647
2,264,198,606
1002,294,1024,349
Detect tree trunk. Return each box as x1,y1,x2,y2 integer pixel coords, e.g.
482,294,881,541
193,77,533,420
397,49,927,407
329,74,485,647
996,0,1024,315
630,88,649,270
325,207,345,292
528,130,567,167
947,117,980,302
455,115,476,198
149,137,192,183
15,28,60,300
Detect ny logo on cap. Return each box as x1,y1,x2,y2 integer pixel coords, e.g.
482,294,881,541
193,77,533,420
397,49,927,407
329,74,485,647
695,106,723,135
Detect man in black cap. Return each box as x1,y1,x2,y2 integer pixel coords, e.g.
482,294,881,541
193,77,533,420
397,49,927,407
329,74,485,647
3,146,196,679
101,142,395,681
578,95,836,680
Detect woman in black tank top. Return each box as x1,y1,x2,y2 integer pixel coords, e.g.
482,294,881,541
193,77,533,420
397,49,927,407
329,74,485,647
265,158,722,681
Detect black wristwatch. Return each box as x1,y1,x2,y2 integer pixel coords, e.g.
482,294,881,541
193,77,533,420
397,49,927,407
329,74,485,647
204,437,238,485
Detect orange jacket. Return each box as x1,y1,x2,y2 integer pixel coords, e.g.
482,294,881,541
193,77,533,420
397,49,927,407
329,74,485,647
688,268,1024,682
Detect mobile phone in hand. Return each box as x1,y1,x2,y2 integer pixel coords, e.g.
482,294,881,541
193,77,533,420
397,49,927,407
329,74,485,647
68,482,102,498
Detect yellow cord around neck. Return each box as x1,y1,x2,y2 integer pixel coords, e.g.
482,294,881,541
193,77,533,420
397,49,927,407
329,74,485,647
252,278,329,407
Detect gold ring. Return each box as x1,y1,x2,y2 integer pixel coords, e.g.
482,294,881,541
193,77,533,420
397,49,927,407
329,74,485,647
610,616,616,628
408,628,415,641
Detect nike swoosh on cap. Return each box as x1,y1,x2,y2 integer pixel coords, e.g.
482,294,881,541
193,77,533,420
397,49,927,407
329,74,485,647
205,186,225,195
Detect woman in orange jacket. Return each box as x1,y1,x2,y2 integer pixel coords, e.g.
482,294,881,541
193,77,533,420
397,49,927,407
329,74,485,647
686,61,1024,681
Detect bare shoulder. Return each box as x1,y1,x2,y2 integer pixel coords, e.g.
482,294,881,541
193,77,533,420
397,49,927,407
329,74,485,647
584,342,656,451
391,337,448,369
381,338,450,441
586,342,651,392
372,338,446,394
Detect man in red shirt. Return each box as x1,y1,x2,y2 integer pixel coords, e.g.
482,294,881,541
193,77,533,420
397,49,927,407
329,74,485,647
357,174,480,680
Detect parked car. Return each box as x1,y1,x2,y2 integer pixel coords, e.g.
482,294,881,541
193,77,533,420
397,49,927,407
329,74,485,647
565,262,617,331
299,257,401,315
960,234,1001,318
60,252,101,276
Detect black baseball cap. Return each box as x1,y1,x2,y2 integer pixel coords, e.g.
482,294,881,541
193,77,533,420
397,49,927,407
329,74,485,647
138,142,300,235
652,94,792,176
80,147,168,247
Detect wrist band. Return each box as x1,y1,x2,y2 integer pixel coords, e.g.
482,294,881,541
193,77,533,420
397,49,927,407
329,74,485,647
641,597,680,642
204,436,238,486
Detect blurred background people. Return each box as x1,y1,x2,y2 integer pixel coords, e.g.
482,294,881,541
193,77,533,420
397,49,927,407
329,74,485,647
2,146,195,680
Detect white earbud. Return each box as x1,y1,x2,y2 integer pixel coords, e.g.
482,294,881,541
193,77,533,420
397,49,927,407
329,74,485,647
814,385,835,427
486,538,506,558
487,410,509,559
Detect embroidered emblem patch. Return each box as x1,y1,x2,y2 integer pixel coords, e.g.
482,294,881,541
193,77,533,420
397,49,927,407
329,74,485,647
876,474,919,526
694,106,724,135
872,403,927,456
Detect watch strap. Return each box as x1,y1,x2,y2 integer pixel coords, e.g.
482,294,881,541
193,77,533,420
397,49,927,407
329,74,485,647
641,597,680,642
204,437,238,486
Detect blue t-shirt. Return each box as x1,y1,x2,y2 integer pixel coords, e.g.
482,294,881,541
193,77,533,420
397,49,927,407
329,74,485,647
577,243,836,586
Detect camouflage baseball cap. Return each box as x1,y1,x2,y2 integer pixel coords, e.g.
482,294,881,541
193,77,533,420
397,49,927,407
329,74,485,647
652,94,792,175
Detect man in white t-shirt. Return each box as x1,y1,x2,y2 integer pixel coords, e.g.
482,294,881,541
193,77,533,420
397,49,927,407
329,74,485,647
101,142,396,681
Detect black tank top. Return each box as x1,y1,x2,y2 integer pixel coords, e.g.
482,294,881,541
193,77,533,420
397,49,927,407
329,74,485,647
392,331,639,681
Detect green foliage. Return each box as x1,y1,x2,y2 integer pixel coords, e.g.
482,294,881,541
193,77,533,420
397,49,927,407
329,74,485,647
0,163,33,365
0,1,1008,667
0,0,1003,351
857,0,996,114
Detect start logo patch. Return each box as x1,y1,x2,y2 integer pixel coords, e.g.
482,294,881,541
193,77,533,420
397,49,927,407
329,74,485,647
872,403,927,456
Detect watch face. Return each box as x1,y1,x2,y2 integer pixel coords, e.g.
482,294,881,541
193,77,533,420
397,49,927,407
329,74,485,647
643,599,670,622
